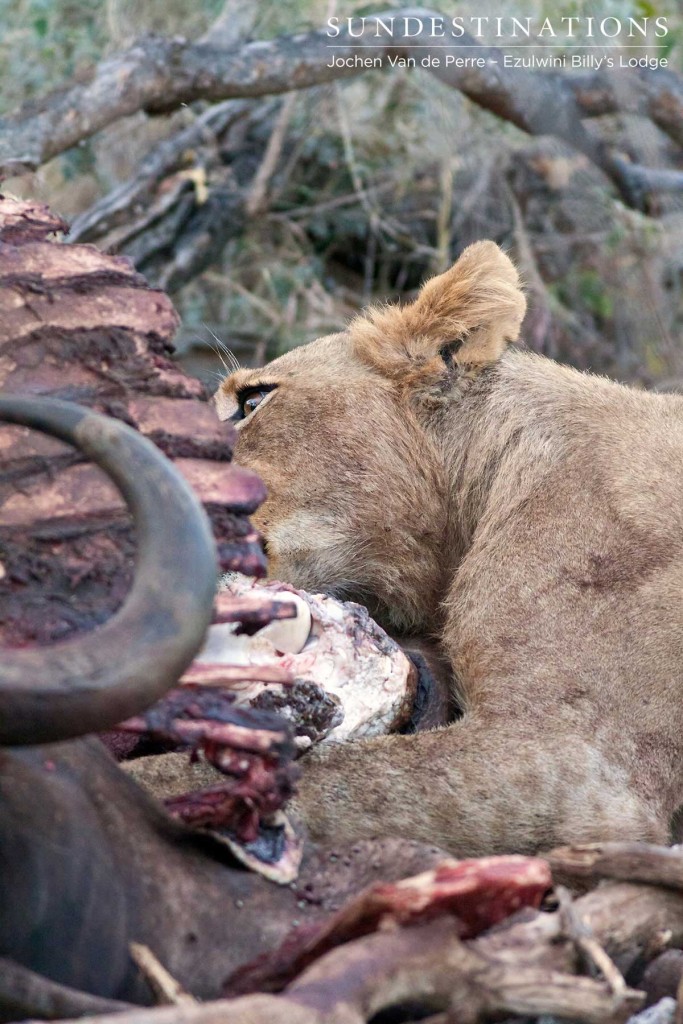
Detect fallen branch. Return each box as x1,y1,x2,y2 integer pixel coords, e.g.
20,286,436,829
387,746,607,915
2,8,681,208
245,93,298,217
286,917,642,1024
608,161,683,198
28,872,683,1024
569,68,683,149
26,916,644,1024
549,843,683,892
68,100,255,244
129,945,197,1007
557,885,627,996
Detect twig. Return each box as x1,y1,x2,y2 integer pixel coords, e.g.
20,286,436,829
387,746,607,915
216,275,286,327
268,180,395,221
556,885,627,997
335,81,382,296
129,943,197,1007
505,177,608,363
506,181,553,352
246,93,297,217
434,158,455,274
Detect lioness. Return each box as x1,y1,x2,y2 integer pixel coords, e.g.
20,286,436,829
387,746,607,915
215,241,683,856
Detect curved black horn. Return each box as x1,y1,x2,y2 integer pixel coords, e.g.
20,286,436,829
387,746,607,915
0,396,218,745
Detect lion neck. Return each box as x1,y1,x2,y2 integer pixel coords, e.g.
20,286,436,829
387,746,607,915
437,350,572,560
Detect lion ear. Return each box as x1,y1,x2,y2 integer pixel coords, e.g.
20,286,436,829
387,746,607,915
352,242,526,380
409,241,526,369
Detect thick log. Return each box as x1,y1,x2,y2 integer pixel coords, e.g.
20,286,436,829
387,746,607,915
548,844,683,892
68,100,254,245
0,195,265,648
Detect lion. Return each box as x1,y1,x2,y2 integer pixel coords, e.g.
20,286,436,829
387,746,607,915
215,241,683,857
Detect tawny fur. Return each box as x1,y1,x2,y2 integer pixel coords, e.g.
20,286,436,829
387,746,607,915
215,241,683,857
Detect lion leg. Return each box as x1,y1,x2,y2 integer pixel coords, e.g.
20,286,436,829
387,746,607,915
292,713,669,856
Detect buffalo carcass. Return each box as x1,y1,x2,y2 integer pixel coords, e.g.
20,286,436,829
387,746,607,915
0,194,454,1015
0,194,452,1019
0,395,458,1017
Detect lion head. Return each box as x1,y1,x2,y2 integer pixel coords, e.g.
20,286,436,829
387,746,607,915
215,241,526,632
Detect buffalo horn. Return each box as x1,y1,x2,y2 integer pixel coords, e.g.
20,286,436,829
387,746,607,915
0,396,218,745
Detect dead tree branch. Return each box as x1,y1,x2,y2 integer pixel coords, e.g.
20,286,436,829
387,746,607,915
23,862,683,1024
245,94,298,217
68,100,254,244
286,917,642,1024
569,69,683,149
0,30,360,176
35,876,683,1024
1,8,681,208
549,843,683,892
129,945,197,1007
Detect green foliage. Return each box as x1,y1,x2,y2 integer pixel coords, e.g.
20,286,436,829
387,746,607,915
634,0,658,15
576,270,614,322
0,0,107,113
552,270,615,324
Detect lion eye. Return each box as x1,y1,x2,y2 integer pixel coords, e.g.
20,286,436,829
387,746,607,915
238,385,275,419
